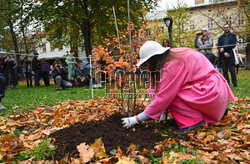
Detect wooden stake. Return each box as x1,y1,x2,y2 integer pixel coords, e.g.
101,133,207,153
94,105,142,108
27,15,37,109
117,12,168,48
112,6,120,47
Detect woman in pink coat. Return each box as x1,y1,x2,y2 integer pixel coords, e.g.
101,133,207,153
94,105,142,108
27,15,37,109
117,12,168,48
122,41,235,134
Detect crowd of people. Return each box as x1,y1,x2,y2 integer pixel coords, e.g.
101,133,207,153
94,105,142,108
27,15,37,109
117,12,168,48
0,23,245,111
0,49,122,95
195,23,243,87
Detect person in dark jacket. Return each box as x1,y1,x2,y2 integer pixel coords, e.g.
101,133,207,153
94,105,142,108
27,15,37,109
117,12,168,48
0,54,4,73
3,56,18,89
32,53,41,87
51,63,72,91
22,56,32,87
81,59,93,86
217,24,237,87
0,72,6,109
40,58,50,86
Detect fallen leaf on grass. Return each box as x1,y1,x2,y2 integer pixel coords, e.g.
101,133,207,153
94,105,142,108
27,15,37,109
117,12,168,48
77,143,94,163
227,153,243,161
91,138,108,159
98,157,119,163
116,146,123,157
208,151,219,159
196,132,207,140
162,156,168,164
137,155,149,164
27,134,41,141
70,158,81,164
127,143,137,154
203,135,214,143
117,157,136,164
42,127,60,135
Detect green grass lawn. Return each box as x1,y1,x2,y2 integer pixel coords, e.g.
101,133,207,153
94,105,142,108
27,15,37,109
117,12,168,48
230,70,250,98
0,84,106,116
1,70,249,116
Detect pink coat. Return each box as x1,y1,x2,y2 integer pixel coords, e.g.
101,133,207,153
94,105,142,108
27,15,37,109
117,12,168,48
145,48,235,129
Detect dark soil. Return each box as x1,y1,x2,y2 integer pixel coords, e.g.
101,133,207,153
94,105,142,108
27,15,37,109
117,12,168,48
49,113,165,160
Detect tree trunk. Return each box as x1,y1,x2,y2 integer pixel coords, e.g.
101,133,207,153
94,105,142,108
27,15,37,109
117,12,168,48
22,28,29,54
82,0,92,56
8,18,21,64
246,43,250,70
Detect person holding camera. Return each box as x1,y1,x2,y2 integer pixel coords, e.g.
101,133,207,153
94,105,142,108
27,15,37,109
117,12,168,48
3,56,18,89
22,56,32,87
51,63,72,91
0,72,6,110
195,28,215,64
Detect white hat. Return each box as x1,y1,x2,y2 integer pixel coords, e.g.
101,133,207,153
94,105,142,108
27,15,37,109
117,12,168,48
202,27,208,32
136,41,170,67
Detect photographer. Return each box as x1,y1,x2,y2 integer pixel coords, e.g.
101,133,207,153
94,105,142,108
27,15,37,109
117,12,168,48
0,73,6,110
3,56,18,89
51,63,72,91
195,28,215,64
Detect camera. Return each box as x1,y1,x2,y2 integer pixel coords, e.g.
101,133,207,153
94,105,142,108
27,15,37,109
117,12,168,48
55,64,61,68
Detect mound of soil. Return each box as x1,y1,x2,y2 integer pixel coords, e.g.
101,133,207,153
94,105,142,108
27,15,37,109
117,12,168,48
49,113,165,160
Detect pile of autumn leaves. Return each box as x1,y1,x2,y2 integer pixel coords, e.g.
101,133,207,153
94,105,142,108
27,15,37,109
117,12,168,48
0,97,249,163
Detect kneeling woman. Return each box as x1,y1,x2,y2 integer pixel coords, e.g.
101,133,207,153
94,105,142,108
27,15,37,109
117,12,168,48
122,41,235,134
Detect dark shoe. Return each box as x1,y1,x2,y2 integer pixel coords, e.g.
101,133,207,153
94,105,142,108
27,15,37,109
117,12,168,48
0,104,6,110
173,120,205,135
221,107,229,120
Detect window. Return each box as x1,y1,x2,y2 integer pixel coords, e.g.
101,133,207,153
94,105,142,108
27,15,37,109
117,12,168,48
208,18,213,29
146,29,150,36
238,15,244,25
226,16,232,25
179,23,184,32
42,44,46,52
190,20,195,31
59,46,63,50
50,43,54,51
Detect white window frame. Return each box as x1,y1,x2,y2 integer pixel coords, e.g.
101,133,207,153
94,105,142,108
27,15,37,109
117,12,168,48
42,44,46,52
226,16,232,25
50,43,54,52
238,14,244,25
179,23,184,32
190,20,195,31
208,18,213,29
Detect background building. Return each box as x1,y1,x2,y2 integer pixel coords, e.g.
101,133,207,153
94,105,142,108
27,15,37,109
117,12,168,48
146,0,247,56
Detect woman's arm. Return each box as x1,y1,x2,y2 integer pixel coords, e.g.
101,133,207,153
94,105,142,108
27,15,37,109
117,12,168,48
144,61,189,120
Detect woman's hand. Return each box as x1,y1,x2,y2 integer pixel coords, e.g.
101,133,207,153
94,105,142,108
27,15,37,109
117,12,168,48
224,52,230,58
121,116,138,129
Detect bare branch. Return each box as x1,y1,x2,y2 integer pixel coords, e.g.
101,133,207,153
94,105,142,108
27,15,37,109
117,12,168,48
199,11,223,29
240,0,250,22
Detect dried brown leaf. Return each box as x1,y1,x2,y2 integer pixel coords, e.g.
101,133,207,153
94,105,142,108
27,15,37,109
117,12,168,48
90,138,108,159
77,143,94,163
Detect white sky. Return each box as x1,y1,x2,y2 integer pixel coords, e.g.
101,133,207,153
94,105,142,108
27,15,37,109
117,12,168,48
156,0,195,10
